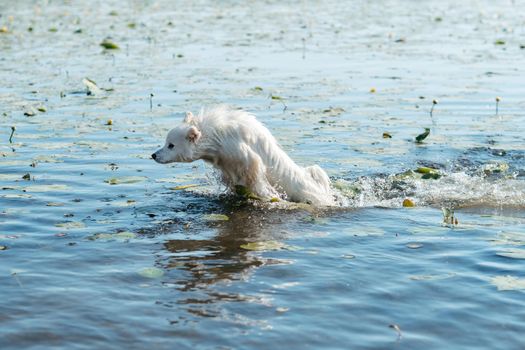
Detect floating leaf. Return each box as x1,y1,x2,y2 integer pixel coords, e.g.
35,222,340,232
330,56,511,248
22,173,31,180
88,231,136,240
496,249,525,260
252,86,263,92
138,267,164,278
402,199,415,207
54,221,85,229
0,245,7,251
100,39,119,50
170,184,199,190
37,107,47,113
270,95,284,100
494,40,506,45
24,184,70,192
105,176,146,185
203,214,229,222
382,132,392,139
415,167,436,174
491,275,525,291
406,243,423,249
1,193,32,199
322,107,345,116
415,128,430,143
240,241,289,251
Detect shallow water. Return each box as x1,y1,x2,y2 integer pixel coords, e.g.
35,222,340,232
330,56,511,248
1,1,525,349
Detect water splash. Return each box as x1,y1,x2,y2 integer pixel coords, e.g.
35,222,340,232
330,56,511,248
334,169,525,209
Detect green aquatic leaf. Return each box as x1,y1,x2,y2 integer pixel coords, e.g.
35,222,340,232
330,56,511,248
203,214,230,222
494,40,506,45
138,267,164,279
23,184,70,192
55,221,85,229
240,241,290,251
1,193,32,199
88,231,136,240
491,275,525,291
415,128,430,143
415,167,437,174
105,176,147,185
100,39,119,49
0,245,7,251
402,199,415,207
170,184,200,190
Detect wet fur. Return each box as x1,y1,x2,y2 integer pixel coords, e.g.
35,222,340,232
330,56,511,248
152,106,336,206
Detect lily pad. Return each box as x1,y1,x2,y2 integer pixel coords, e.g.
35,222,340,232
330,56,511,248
406,243,423,249
105,176,147,185
88,231,136,240
170,184,200,190
240,241,290,251
1,193,32,199
203,214,229,222
491,275,525,291
55,221,85,229
100,39,119,50
24,184,70,192
402,199,415,207
138,267,164,278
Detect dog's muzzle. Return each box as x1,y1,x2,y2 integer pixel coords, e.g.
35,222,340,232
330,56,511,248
151,153,157,160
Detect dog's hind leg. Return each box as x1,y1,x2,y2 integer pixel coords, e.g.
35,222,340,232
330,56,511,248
238,143,280,199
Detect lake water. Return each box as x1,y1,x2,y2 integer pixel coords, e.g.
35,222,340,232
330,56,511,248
1,1,525,349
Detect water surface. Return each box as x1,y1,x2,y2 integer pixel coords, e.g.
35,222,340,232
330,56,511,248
1,1,525,349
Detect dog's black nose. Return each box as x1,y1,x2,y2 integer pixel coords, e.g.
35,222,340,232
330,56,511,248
151,153,157,160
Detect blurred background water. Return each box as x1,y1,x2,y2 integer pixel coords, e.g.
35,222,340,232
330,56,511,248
1,1,525,349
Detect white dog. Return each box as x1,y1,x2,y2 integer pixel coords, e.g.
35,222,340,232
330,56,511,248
152,106,337,206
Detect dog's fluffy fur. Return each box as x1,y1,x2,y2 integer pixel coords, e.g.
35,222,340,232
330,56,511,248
152,106,336,206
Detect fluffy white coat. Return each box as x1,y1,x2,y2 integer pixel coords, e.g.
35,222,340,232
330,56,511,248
152,106,336,206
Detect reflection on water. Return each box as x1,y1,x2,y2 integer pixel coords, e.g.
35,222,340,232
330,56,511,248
147,201,305,323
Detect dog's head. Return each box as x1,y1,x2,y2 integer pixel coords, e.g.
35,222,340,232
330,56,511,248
151,112,202,164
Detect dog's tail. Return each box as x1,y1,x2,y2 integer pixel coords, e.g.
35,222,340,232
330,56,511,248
305,165,331,192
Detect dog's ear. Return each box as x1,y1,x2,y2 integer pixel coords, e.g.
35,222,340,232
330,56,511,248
183,111,194,124
186,126,201,143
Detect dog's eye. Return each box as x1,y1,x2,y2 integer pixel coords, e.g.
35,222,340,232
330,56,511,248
168,143,174,149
